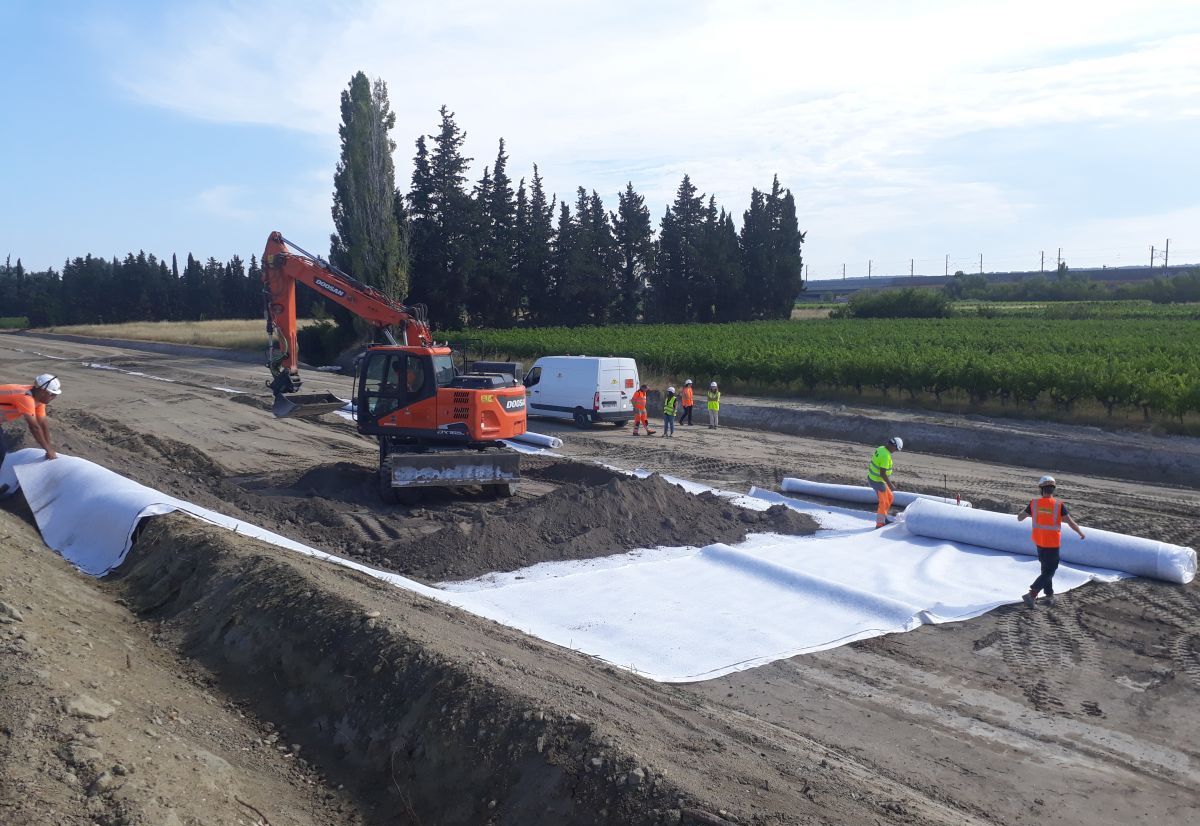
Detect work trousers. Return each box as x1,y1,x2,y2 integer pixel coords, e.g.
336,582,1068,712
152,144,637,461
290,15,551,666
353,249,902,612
707,408,719,428
679,405,693,425
633,411,648,430
663,414,675,436
869,479,893,524
1030,547,1061,596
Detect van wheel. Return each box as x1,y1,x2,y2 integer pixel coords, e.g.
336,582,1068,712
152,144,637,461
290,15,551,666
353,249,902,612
572,409,592,428
612,420,629,428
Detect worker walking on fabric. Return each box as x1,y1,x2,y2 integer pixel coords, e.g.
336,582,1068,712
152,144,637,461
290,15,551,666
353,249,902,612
662,386,678,437
631,383,653,436
679,379,694,426
1,374,63,466
706,381,721,428
1017,475,1085,608
867,436,903,528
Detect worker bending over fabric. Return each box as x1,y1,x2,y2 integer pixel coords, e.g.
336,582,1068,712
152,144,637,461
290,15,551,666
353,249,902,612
0,374,63,467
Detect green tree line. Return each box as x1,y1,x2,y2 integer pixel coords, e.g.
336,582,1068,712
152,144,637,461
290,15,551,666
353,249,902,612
0,252,273,327
401,106,804,328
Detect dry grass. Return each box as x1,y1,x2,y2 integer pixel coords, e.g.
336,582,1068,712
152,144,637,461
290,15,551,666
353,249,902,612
36,319,318,351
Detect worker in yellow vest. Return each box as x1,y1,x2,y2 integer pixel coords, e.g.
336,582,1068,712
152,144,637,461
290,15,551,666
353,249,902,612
706,381,721,428
1017,475,1085,607
867,436,902,528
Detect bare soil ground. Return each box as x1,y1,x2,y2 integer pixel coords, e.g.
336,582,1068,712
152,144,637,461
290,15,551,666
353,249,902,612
3,333,1199,825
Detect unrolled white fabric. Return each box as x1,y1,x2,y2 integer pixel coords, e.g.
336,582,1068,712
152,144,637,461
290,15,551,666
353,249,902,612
905,498,1196,585
10,450,1133,682
781,477,971,508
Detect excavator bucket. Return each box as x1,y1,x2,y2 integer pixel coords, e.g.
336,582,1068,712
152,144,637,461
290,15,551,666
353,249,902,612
271,392,349,419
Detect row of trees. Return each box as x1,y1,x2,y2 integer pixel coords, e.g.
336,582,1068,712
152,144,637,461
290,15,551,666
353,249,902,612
333,71,805,329
4,71,805,332
0,253,266,327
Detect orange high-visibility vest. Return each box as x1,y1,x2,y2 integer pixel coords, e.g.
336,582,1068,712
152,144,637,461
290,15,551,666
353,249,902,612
681,386,693,406
1030,496,1063,548
632,390,647,412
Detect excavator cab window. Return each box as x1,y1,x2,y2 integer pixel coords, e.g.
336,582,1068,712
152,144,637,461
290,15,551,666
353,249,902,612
359,351,437,421
432,354,456,388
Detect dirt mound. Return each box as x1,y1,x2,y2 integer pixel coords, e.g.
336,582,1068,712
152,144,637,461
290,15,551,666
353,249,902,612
521,456,628,487
355,473,817,581
56,409,227,478
110,515,687,825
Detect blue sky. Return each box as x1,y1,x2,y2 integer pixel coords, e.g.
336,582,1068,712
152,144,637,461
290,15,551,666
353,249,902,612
3,0,1199,280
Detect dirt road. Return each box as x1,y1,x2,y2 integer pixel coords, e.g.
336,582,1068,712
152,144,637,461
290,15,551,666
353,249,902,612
2,333,1198,825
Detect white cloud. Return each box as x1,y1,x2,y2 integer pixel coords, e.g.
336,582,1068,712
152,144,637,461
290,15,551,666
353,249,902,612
102,0,1200,267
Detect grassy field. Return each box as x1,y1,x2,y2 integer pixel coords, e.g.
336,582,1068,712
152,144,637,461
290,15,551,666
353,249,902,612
32,319,318,350
453,315,1200,429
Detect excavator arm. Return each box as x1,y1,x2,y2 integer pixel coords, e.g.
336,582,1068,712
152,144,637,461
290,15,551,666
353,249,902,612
261,231,431,394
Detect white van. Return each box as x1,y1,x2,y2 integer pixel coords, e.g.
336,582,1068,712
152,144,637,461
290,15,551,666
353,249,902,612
522,356,640,427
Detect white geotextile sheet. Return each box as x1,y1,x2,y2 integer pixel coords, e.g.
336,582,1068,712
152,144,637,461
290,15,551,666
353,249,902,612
782,477,971,508
906,498,1196,585
5,449,1130,682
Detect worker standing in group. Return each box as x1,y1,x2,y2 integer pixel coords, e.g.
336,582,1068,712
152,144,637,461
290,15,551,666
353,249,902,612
1,374,63,469
867,436,903,528
631,382,653,436
706,381,721,428
679,379,694,426
662,386,678,438
1017,475,1085,608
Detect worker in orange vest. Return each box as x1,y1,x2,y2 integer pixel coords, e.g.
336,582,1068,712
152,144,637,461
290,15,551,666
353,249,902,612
1,374,62,469
1017,475,1085,608
679,379,694,425
631,383,654,436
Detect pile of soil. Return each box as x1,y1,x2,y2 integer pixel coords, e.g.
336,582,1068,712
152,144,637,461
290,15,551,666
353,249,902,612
354,472,818,581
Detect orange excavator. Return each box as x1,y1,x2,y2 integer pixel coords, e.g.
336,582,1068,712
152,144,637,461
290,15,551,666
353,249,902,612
261,231,527,502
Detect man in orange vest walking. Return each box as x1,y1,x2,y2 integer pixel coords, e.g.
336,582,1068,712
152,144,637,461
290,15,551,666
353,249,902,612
631,383,654,436
1017,475,1085,607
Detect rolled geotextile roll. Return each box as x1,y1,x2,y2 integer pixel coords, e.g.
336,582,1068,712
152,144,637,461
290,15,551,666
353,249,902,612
780,478,971,508
904,498,1196,585
511,431,564,450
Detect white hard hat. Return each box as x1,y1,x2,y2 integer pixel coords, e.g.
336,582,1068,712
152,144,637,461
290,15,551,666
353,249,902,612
709,381,718,388
667,386,676,394
34,373,62,395
1038,475,1056,488
684,379,693,385
888,436,903,451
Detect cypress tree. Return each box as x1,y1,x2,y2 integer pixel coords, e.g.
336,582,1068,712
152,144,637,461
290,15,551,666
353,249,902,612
520,166,556,326
651,175,704,323
740,188,772,319
330,71,406,300
612,182,654,321
408,106,475,327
